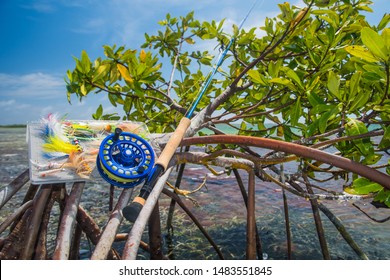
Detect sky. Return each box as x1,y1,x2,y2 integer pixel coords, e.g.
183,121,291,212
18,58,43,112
0,0,388,125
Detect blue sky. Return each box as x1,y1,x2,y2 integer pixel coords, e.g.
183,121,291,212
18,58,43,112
0,0,388,125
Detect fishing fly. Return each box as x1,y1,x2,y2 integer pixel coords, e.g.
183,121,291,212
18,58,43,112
28,114,152,184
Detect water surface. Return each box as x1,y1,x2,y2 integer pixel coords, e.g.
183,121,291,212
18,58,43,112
1,127,390,260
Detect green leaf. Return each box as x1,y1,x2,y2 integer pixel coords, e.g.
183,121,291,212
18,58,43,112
117,63,134,84
240,121,247,132
345,119,373,156
290,97,301,126
307,91,325,107
349,71,362,99
344,178,383,195
378,126,390,150
247,70,268,86
373,104,390,113
327,71,341,100
285,68,304,90
103,45,114,58
108,93,118,107
388,160,390,175
348,88,370,112
383,28,390,53
378,14,390,31
318,105,338,133
345,45,379,63
80,50,91,74
361,27,388,61
124,97,132,113
362,153,382,165
268,60,282,78
374,189,390,208
362,65,386,79
80,83,87,96
92,64,110,82
92,104,103,120
269,77,297,91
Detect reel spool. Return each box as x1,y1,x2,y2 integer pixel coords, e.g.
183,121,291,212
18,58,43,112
96,128,155,188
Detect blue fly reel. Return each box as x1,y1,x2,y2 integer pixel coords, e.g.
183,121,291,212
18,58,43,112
96,128,155,188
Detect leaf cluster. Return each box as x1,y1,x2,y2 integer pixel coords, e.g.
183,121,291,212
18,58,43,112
66,0,390,205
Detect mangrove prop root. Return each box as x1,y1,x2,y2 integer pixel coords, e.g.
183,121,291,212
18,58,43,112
180,135,390,190
76,205,101,244
0,208,32,260
352,203,390,223
53,182,85,260
69,224,83,260
306,184,331,260
34,188,59,260
109,185,115,212
0,200,33,235
114,233,151,252
91,188,133,260
246,171,256,260
20,185,52,260
282,188,292,260
21,184,39,205
162,188,225,260
233,169,263,259
76,205,120,260
34,188,60,260
9,183,40,233
122,167,173,260
166,146,190,250
0,168,29,210
148,202,163,260
318,203,369,260
279,164,292,260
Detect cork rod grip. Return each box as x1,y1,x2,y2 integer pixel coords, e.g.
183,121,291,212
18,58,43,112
155,117,191,170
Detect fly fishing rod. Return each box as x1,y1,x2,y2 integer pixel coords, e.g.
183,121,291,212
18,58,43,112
122,0,260,222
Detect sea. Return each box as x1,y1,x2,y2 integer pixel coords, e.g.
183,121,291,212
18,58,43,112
1,126,390,260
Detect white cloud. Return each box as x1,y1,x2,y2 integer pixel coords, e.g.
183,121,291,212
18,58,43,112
20,0,93,13
0,72,64,99
0,72,80,124
70,18,106,34
0,99,16,107
20,0,57,13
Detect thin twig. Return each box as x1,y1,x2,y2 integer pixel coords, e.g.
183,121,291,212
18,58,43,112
319,203,369,259
0,169,29,210
0,200,33,235
162,188,225,260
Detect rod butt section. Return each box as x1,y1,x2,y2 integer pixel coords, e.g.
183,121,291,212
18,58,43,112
123,197,145,223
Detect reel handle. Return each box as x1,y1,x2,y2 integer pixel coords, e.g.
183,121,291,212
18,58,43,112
123,117,191,222
113,127,122,141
